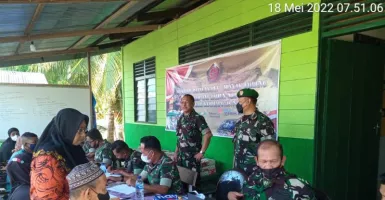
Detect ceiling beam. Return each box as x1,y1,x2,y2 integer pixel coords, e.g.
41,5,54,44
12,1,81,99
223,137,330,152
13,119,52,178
89,0,166,47
15,3,45,54
0,47,98,61
137,8,185,22
89,0,210,47
0,0,127,3
0,25,160,44
162,0,212,27
69,0,138,49
108,31,150,40
98,38,135,49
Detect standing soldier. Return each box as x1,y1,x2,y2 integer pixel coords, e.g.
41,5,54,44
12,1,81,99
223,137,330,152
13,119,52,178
174,94,213,176
233,88,276,176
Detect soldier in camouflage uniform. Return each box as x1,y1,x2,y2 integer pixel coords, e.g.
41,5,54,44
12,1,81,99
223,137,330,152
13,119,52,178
110,140,145,177
233,88,276,176
228,140,316,200
82,140,90,153
82,140,93,157
86,128,116,167
126,136,183,194
175,94,213,174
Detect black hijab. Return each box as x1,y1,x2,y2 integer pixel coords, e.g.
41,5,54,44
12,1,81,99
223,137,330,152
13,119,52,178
0,128,19,163
34,108,89,169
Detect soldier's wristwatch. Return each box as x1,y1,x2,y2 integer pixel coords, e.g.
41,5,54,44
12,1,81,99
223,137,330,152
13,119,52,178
200,150,205,155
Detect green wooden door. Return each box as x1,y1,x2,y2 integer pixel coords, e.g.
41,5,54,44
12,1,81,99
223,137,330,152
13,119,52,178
318,39,385,199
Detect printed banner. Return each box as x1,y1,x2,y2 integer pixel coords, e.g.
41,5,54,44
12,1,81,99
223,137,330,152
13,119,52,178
165,41,281,137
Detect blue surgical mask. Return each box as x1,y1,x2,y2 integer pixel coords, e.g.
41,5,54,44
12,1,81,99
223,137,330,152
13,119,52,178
22,143,36,152
30,144,36,151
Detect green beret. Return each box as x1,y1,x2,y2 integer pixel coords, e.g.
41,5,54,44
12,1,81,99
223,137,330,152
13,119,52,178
237,88,259,99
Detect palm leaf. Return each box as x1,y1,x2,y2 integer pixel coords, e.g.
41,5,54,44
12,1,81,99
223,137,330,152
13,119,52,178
0,51,123,140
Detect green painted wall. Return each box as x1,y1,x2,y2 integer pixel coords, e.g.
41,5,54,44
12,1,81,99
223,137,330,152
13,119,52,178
122,0,319,183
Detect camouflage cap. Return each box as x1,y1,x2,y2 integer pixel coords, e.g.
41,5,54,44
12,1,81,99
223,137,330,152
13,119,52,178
237,88,259,99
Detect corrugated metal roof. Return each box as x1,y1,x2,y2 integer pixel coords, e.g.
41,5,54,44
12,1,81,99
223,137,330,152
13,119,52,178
150,0,185,12
32,2,125,34
0,71,48,84
0,4,37,37
78,0,155,47
0,42,18,55
0,0,211,67
103,0,153,29
18,37,82,54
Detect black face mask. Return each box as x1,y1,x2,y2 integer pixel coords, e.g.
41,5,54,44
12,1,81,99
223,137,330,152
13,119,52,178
260,167,284,179
97,192,110,200
90,188,110,200
236,103,243,114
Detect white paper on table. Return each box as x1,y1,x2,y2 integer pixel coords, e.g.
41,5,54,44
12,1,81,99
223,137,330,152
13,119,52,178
105,172,122,178
107,184,135,195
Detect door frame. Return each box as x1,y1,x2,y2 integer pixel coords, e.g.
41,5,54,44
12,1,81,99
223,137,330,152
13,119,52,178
313,23,385,190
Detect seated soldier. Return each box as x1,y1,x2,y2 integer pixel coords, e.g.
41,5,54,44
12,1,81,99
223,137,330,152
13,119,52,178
108,140,146,182
67,162,116,200
82,140,92,156
126,136,183,194
228,140,316,200
86,128,115,167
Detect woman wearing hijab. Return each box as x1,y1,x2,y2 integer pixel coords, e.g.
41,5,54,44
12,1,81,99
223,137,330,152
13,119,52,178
0,128,20,163
30,108,89,200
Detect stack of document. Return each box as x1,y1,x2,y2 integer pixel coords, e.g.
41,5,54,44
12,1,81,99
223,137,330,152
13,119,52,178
107,184,135,199
105,172,122,178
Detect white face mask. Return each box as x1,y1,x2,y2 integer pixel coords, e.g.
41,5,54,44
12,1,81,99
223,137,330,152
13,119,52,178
21,144,24,150
141,153,152,163
11,135,18,141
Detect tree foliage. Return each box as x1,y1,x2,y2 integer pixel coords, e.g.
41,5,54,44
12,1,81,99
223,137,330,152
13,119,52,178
0,51,123,140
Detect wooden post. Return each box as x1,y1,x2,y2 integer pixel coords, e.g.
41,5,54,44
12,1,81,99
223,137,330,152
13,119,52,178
87,52,93,128
0,25,159,43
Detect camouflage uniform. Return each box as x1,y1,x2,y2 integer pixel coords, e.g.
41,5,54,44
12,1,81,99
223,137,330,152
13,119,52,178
140,154,183,194
124,148,146,175
82,141,91,154
176,109,211,173
233,109,276,176
94,139,115,166
242,168,316,200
